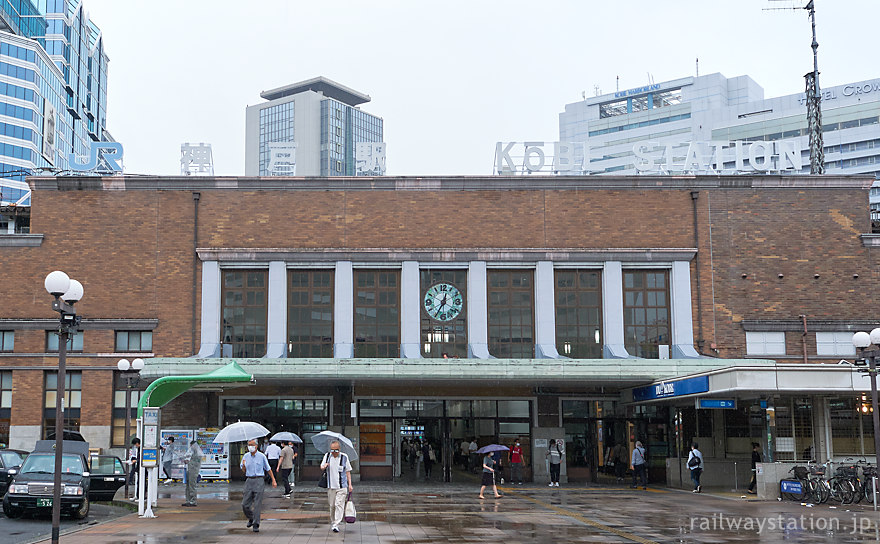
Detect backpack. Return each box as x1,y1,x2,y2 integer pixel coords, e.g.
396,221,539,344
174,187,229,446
688,453,700,468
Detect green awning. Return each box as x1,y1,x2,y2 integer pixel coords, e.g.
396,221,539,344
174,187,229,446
137,361,253,418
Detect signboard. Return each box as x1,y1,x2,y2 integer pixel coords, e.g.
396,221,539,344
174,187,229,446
696,398,736,409
534,439,548,448
632,375,710,402
143,408,159,426
494,139,804,175
780,479,803,495
142,448,158,467
355,142,386,176
195,429,228,480
69,141,124,173
267,142,296,176
42,100,56,164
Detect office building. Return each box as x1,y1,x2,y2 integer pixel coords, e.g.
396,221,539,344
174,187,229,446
244,76,383,177
559,73,880,177
0,0,110,233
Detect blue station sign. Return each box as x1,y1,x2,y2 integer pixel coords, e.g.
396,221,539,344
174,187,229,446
697,398,736,409
780,479,803,495
632,375,710,402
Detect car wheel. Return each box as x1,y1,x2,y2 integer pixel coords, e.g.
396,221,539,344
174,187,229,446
2,500,22,518
71,496,89,520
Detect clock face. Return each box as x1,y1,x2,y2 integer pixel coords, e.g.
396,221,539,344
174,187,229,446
423,283,463,322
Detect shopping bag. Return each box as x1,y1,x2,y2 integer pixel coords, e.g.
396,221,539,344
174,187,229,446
344,493,357,523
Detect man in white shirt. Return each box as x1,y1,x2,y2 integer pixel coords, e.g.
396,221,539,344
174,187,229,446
241,439,277,533
468,438,479,473
320,440,353,533
265,441,282,483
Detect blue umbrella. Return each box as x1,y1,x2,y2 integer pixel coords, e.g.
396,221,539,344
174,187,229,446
476,444,509,454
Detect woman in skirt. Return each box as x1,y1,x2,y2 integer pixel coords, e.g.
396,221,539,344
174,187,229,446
479,452,502,499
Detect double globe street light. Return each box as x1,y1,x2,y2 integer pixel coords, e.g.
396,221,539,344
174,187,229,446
43,271,84,544
852,329,880,503
116,357,144,499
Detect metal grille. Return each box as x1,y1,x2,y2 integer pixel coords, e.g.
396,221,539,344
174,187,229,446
28,483,53,495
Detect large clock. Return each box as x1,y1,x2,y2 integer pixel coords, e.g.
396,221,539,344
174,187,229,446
423,282,463,322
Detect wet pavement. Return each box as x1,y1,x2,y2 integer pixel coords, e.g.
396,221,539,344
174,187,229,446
0,502,129,544
28,479,880,543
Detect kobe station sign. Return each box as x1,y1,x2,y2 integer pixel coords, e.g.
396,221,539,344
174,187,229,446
495,139,804,174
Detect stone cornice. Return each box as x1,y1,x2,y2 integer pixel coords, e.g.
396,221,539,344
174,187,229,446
0,234,43,247
0,318,159,330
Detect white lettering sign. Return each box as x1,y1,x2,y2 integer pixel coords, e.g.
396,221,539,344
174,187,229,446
69,142,123,173
355,142,387,176
495,142,591,174
268,142,296,176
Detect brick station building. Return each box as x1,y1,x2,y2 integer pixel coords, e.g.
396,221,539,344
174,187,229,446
1,173,879,487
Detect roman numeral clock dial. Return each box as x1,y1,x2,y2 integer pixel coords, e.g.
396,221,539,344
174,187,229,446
423,283,463,322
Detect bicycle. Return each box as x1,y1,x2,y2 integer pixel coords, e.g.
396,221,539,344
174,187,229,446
827,463,858,504
780,465,813,502
806,461,830,504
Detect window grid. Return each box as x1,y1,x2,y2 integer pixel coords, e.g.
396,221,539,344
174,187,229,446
420,269,468,358
0,330,12,352
555,270,603,358
111,372,142,447
43,370,82,439
354,270,400,358
287,270,334,358
221,270,268,358
816,332,857,357
46,330,83,352
623,270,670,359
745,331,786,356
115,330,152,352
258,101,294,176
487,270,535,358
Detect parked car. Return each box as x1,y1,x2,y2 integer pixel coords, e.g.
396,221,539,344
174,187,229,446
0,449,27,496
2,440,127,519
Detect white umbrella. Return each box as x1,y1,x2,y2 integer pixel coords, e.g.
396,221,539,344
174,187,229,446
213,421,270,444
310,430,358,460
269,431,303,444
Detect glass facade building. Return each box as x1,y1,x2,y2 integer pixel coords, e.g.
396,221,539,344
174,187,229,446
245,76,383,177
0,0,109,212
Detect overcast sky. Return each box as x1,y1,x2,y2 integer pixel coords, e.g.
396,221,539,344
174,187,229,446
81,0,879,177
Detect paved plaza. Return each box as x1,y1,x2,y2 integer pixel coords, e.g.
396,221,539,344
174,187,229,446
25,479,880,543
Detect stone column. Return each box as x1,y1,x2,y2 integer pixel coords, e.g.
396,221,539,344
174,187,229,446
194,260,221,358
265,261,288,357
670,260,701,358
602,261,630,358
535,261,561,358
467,261,492,358
400,261,422,358
334,261,354,358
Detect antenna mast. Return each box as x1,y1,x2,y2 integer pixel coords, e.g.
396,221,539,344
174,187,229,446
804,0,824,173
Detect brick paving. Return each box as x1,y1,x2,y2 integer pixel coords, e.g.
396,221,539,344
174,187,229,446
25,479,880,543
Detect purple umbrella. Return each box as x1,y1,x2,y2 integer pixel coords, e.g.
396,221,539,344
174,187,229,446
476,444,510,454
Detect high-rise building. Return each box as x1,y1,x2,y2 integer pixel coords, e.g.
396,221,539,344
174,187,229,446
244,76,384,177
0,0,110,231
559,73,880,178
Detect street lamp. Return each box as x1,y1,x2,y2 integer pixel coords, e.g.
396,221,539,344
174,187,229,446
116,357,144,498
44,271,83,544
852,330,880,489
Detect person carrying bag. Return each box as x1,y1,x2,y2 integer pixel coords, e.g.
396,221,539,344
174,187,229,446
344,491,357,523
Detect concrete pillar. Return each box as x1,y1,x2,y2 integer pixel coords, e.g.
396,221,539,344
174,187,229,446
670,260,701,358
265,261,287,357
334,261,354,358
602,261,631,358
400,261,422,358
194,260,221,358
8,425,41,451
467,261,492,358
535,261,562,358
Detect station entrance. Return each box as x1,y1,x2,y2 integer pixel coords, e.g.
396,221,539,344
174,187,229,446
356,399,532,482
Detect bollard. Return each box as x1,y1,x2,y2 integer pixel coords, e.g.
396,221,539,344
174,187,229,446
873,476,877,512
733,461,738,491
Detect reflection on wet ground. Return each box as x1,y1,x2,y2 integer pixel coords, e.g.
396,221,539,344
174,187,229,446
30,480,880,543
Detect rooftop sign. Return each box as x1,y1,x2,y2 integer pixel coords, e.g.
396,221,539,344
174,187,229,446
614,83,660,98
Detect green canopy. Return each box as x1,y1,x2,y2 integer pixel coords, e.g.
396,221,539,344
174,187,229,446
137,361,253,418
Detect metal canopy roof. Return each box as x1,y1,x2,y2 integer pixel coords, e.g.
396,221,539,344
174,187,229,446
260,76,371,106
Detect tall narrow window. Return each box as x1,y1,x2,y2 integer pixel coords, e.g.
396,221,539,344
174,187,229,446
488,270,535,358
0,371,11,446
555,269,603,358
0,331,12,352
623,270,670,358
112,372,141,447
43,371,82,439
420,269,467,358
354,270,400,358
288,270,334,357
221,270,268,358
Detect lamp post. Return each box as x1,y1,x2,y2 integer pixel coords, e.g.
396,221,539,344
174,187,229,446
44,271,83,544
117,357,144,499
852,330,880,500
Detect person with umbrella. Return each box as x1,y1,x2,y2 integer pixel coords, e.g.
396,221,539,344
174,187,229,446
477,444,506,499
320,440,353,533
277,440,296,498
241,438,277,532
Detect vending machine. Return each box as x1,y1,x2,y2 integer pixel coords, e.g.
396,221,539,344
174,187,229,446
195,428,229,480
159,429,193,480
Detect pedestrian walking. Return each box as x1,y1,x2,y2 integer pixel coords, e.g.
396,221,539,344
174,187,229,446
748,442,762,494
612,442,627,483
479,452,502,499
630,440,648,489
468,438,479,473
277,441,296,498
509,438,525,485
688,442,704,493
265,440,281,484
161,435,176,484
459,439,470,470
182,440,203,507
127,437,140,497
546,439,563,487
423,442,435,480
320,440,353,533
241,438,277,533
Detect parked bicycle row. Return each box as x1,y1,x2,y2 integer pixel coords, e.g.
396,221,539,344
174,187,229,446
780,458,880,505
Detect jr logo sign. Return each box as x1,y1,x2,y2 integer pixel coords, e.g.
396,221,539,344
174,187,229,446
68,142,124,173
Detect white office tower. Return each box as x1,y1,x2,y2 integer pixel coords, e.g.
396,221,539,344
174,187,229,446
559,73,880,176
181,143,214,176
